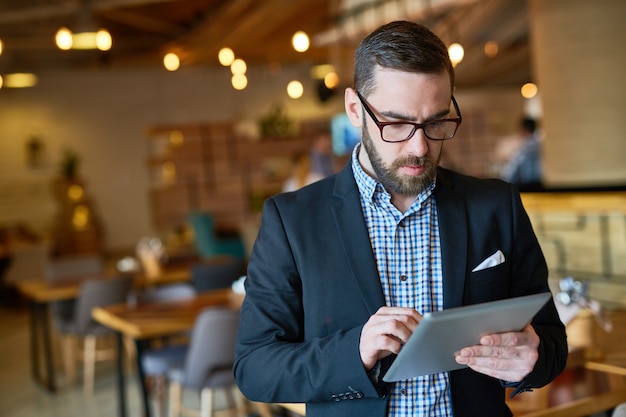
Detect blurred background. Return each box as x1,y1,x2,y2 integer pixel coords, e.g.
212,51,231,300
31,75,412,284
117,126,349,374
1,2,625,417
0,0,624,277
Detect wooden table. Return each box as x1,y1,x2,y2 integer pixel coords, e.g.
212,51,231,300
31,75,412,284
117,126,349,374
16,277,84,392
14,266,192,393
586,357,626,377
92,288,243,417
506,364,626,417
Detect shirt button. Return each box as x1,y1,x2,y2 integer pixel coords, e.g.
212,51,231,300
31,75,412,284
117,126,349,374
400,389,407,395
400,275,408,282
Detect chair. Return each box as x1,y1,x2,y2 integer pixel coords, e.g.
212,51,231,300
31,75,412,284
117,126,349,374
44,255,104,375
191,256,246,293
132,283,197,417
614,403,626,417
45,255,104,326
54,275,132,395
0,242,48,307
187,212,245,259
166,307,242,417
141,343,188,417
44,255,104,280
3,242,49,285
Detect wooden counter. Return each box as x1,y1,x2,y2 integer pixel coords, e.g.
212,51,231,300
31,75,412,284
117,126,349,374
520,191,626,213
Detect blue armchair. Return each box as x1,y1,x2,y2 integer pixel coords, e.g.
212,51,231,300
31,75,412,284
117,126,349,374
187,212,245,259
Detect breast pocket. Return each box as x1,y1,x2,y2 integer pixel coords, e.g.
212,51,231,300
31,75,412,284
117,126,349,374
467,262,509,301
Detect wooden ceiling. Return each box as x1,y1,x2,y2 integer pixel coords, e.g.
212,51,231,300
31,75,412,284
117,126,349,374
0,0,531,89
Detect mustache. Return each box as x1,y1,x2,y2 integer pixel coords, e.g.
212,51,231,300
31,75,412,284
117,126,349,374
392,155,433,169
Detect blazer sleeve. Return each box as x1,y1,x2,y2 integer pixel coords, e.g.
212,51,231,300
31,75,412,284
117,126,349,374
233,196,383,405
438,171,568,402
461,179,568,392
507,186,568,391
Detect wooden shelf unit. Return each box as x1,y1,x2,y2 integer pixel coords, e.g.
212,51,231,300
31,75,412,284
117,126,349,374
145,122,312,232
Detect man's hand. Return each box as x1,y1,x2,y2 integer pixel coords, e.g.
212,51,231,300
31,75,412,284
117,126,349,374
454,324,540,382
360,306,421,371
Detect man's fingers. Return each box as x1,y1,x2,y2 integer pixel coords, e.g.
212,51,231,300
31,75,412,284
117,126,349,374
480,325,538,348
360,306,423,368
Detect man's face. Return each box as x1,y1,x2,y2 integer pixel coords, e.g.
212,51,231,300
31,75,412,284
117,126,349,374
345,68,453,196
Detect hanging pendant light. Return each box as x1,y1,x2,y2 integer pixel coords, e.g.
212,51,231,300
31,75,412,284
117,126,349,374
55,6,112,52
448,43,464,67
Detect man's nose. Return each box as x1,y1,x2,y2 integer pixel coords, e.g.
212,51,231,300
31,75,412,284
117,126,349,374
404,129,429,156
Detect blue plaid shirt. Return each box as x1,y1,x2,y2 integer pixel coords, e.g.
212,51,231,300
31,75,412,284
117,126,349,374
351,145,453,416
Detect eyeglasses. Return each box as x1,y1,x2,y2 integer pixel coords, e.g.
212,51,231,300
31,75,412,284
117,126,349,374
356,91,462,142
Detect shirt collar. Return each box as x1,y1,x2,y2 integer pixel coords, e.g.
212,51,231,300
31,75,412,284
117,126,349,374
351,143,436,208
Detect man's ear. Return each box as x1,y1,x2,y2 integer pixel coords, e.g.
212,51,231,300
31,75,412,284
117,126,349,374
344,88,362,129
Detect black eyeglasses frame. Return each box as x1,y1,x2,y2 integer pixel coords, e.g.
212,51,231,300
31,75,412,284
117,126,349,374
355,90,463,142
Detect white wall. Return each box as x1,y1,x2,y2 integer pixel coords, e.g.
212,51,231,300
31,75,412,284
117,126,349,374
0,63,345,252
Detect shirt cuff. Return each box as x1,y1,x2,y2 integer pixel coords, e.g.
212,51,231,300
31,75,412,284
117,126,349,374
366,361,381,384
500,379,533,398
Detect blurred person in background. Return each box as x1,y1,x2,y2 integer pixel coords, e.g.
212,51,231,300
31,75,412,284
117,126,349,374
282,151,326,192
282,133,334,192
309,132,335,178
500,117,543,191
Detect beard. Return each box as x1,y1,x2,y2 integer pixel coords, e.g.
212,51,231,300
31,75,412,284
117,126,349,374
361,126,439,195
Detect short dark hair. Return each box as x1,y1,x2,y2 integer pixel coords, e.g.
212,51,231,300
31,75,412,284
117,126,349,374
354,21,455,96
521,117,537,134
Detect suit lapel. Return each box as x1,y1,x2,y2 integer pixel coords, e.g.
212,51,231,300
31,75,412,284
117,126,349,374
331,164,386,315
328,165,469,312
434,169,468,309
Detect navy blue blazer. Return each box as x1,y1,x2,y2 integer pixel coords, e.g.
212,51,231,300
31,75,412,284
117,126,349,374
234,163,567,417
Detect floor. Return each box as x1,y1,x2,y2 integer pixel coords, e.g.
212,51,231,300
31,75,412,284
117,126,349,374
0,300,264,417
0,304,140,417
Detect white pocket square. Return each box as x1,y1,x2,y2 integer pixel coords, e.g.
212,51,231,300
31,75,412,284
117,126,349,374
472,250,505,272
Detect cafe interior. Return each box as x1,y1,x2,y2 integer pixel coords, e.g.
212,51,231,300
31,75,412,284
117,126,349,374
0,0,625,416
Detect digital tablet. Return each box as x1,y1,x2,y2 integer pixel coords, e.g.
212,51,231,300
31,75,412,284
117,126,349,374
382,292,552,382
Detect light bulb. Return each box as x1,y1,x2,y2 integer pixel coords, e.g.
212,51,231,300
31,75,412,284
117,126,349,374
230,58,247,75
448,43,464,67
292,31,310,52
218,47,235,66
484,41,499,58
231,74,248,90
96,29,112,51
521,83,538,99
56,27,73,50
324,72,339,89
287,80,304,99
163,53,180,71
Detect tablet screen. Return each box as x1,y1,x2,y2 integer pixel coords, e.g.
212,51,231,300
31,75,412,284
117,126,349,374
383,292,552,382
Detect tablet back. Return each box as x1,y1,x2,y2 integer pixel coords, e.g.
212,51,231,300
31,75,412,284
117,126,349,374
383,292,552,382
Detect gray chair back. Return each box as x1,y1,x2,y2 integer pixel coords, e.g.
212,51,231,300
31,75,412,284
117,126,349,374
191,257,246,293
613,403,626,417
3,242,49,285
46,255,104,325
181,308,240,389
73,276,132,335
44,255,103,281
